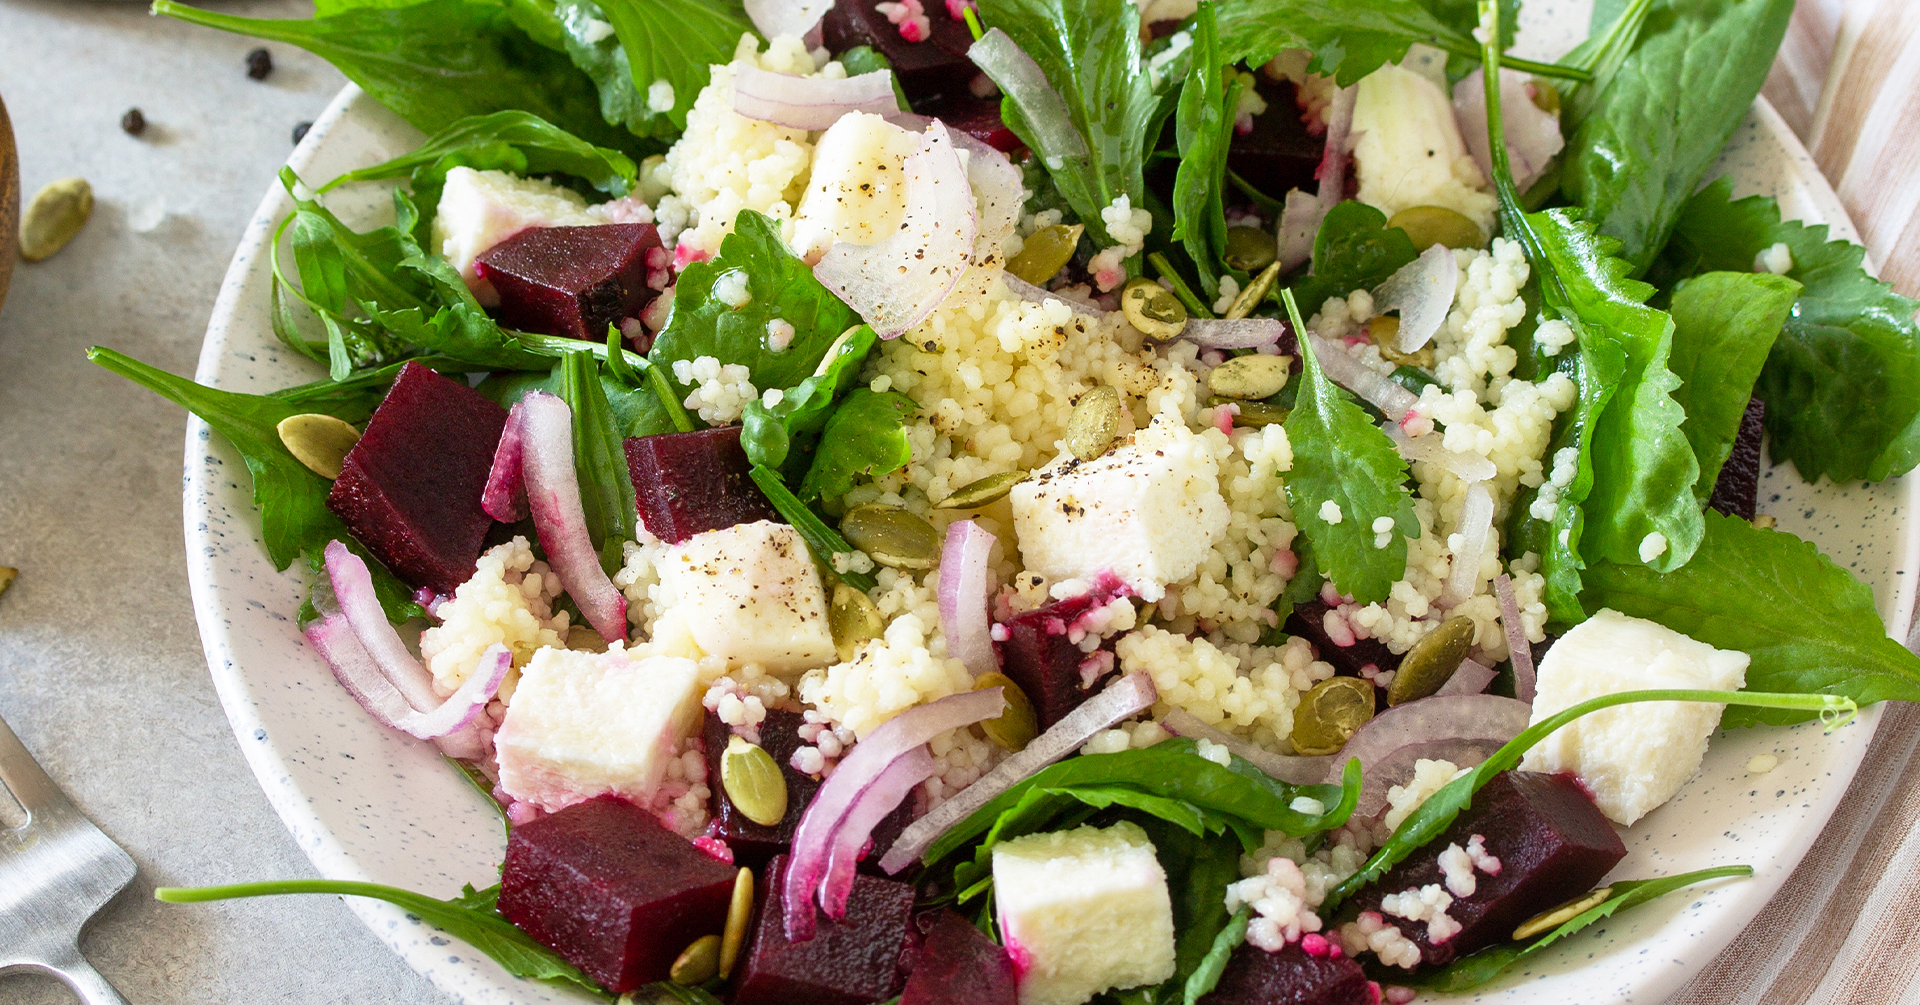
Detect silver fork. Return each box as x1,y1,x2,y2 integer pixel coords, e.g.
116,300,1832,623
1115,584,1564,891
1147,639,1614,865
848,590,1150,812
0,711,135,1004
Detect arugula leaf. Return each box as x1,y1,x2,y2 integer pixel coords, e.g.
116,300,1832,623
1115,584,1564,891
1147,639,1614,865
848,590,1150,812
593,0,750,131
1324,686,1853,911
153,0,634,154
1285,201,1419,322
741,324,879,474
1646,178,1920,484
1582,511,1920,726
1280,292,1419,605
1408,866,1753,992
1183,908,1250,1005
798,389,918,503
1171,2,1239,296
1559,0,1794,273
748,465,879,593
1212,0,1568,86
1666,271,1798,500
506,330,693,435
557,350,639,556
503,0,707,143
155,880,605,995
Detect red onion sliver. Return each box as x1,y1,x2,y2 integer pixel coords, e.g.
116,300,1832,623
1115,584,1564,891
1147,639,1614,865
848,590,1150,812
818,746,937,919
967,29,1088,165
1387,423,1494,483
1453,68,1565,194
1324,693,1531,790
1434,657,1497,697
938,520,999,678
732,65,901,131
878,670,1158,875
305,618,508,740
1440,481,1494,607
743,0,836,45
1276,84,1356,272
1353,737,1509,820
1494,574,1536,704
1309,334,1419,420
324,539,441,712
1372,244,1456,354
1178,318,1286,350
785,687,1007,940
814,121,978,338
482,400,528,522
519,391,628,643
1161,709,1331,785
1004,273,1103,313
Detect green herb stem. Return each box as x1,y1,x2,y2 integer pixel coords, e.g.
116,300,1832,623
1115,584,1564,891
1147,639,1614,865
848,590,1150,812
1149,252,1214,318
748,464,878,592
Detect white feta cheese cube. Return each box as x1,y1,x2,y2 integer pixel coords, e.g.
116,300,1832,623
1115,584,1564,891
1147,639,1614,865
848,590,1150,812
1009,415,1229,602
495,648,702,813
790,112,923,262
431,167,606,301
1519,608,1750,825
1349,63,1497,234
653,520,837,674
993,821,1177,1005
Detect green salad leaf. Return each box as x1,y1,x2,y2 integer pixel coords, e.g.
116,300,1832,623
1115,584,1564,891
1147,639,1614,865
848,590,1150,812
798,389,918,503
1665,271,1799,500
591,0,751,131
1647,178,1920,484
557,350,639,556
1214,0,1565,86
1183,907,1251,1005
1559,0,1794,273
1281,291,1419,605
1553,0,1654,131
741,324,879,476
1170,1,1240,296
1285,201,1419,322
748,465,879,592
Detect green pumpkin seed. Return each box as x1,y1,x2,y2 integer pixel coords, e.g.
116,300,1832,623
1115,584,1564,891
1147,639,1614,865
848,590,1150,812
936,470,1027,510
1209,397,1290,427
1222,225,1277,272
1289,676,1376,755
1120,277,1189,340
1208,354,1292,401
20,177,92,262
1386,205,1486,253
829,581,886,662
974,672,1039,752
720,867,753,979
1224,261,1281,320
0,567,15,600
1365,314,1435,369
838,505,940,571
1065,385,1124,461
276,413,361,480
1007,223,1083,286
1386,616,1478,707
1512,887,1611,941
721,736,789,827
1528,77,1562,116
671,934,722,986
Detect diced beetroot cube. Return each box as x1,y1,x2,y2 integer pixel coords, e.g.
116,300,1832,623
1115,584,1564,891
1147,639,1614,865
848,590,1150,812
995,589,1119,731
475,224,663,341
326,361,508,594
1286,601,1399,683
1708,396,1765,520
623,426,779,544
1198,941,1375,1005
1347,770,1626,968
822,0,977,104
703,710,912,872
900,910,1017,1005
497,795,737,993
1227,77,1324,206
732,855,916,1005
919,93,1023,153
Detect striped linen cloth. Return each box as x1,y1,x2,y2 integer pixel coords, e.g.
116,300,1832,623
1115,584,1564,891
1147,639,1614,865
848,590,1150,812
1671,3,1920,1002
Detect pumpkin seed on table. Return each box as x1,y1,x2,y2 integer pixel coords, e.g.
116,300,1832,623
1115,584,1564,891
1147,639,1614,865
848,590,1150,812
1224,261,1281,320
1007,223,1083,286
1513,887,1611,940
1386,615,1478,706
974,672,1039,752
671,934,722,985
20,177,92,262
936,470,1027,510
1222,224,1277,272
720,867,753,979
1386,205,1485,253
721,735,789,826
829,581,886,662
1120,277,1188,340
276,413,361,479
1065,385,1125,461
838,504,940,571
1289,676,1376,755
1207,354,1292,401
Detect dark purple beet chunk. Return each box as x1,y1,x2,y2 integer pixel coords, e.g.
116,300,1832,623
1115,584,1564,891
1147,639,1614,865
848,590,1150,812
1286,601,1399,682
1227,78,1325,203
995,590,1112,730
1198,942,1375,1005
1708,396,1765,520
623,426,778,544
497,795,737,993
1347,771,1626,968
823,0,976,103
704,710,911,872
326,361,507,594
917,93,1023,153
474,224,662,341
900,910,1017,1005
732,854,916,1005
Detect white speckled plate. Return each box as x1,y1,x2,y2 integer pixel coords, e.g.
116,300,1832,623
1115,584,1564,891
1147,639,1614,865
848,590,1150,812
185,49,1919,1005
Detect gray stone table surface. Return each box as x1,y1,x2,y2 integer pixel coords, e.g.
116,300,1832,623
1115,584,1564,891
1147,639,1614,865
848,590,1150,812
0,2,457,1002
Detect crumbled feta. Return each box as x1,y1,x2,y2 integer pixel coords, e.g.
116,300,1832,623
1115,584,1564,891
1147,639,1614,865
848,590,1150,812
431,167,604,300
672,355,759,424
993,822,1177,1005
1520,608,1751,824
1225,855,1323,951
652,520,837,674
1755,241,1794,275
1349,63,1496,234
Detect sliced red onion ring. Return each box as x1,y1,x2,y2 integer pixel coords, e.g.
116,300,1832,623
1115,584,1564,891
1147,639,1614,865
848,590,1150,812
786,687,1007,940
732,65,901,131
939,520,999,678
1387,423,1494,483
1440,481,1495,607
1161,709,1331,785
324,540,442,712
1276,84,1356,271
818,746,936,919
1494,574,1536,704
1178,318,1287,349
482,400,529,522
1453,68,1565,193
307,617,509,740
878,670,1158,875
1325,692,1532,816
814,121,978,338
1435,657,1497,697
1373,244,1457,354
1309,334,1419,420
519,391,627,643
743,0,836,46
1355,737,1509,820
967,29,1088,165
